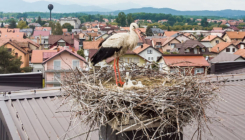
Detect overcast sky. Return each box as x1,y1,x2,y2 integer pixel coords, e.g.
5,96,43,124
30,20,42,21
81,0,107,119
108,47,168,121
23,0,245,11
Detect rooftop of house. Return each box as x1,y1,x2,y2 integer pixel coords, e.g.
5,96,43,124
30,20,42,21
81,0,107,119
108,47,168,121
31,50,57,63
133,44,151,54
225,31,245,39
35,27,51,31
202,35,220,41
175,40,206,49
32,30,50,37
164,31,179,37
48,35,74,45
0,32,24,39
83,39,103,50
0,88,98,140
210,42,233,53
210,52,243,63
162,55,210,67
42,48,87,64
62,28,68,33
234,49,245,58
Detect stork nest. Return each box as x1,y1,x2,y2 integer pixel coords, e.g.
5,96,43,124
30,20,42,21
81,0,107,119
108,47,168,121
60,62,224,140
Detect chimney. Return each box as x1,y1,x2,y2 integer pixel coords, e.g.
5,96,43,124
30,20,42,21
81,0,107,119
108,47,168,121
57,47,60,52
208,36,210,39
141,45,143,48
72,34,74,39
72,47,75,53
217,47,219,52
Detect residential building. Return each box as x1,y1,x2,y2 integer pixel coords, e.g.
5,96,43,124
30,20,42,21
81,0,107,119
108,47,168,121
210,42,238,55
32,31,50,48
31,50,57,73
19,28,33,37
234,49,245,58
174,34,192,43
210,27,225,37
0,40,30,68
201,35,225,51
158,55,209,75
42,48,87,87
0,28,24,39
105,51,150,67
59,17,81,29
133,44,162,62
83,39,101,62
164,31,179,37
210,53,244,63
28,23,41,27
183,33,197,40
35,27,52,33
175,40,209,54
48,35,79,51
151,37,181,53
150,28,165,36
180,30,210,36
222,32,245,42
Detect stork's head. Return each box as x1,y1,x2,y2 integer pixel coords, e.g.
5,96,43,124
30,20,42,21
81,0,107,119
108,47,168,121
130,23,142,41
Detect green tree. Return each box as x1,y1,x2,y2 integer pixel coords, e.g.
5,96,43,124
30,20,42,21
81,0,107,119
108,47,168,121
201,17,208,27
81,26,87,30
79,17,86,24
199,34,204,41
116,12,126,27
99,15,103,22
49,21,55,34
146,25,153,36
1,22,3,28
17,20,28,29
126,13,134,26
62,23,74,32
53,22,63,35
167,26,171,31
0,46,22,74
9,19,17,28
37,16,42,25
77,49,85,57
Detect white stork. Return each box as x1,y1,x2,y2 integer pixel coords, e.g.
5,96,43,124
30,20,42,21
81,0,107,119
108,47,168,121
91,23,142,86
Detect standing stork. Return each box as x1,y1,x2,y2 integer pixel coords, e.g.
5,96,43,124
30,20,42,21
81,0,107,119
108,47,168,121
91,23,142,86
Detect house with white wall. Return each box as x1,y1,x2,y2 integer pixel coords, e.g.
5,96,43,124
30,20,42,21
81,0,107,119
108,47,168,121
210,42,238,56
133,44,162,62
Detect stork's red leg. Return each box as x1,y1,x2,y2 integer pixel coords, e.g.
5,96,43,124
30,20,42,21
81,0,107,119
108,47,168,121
117,57,124,86
114,58,118,86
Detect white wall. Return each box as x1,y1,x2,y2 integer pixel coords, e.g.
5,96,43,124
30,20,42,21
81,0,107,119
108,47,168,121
139,47,162,62
158,58,170,73
220,45,238,54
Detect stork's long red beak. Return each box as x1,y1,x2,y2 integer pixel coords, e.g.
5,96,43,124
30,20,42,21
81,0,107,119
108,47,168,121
135,29,143,42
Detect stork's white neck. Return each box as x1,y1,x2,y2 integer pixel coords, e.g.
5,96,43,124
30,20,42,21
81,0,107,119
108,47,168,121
128,29,139,49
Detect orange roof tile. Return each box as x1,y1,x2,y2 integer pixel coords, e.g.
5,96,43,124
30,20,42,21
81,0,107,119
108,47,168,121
163,55,209,67
83,39,103,50
234,49,245,58
213,27,222,30
31,50,57,63
226,32,245,39
202,35,219,41
62,28,68,32
133,44,150,54
231,40,242,46
164,31,179,37
211,42,232,53
139,28,146,33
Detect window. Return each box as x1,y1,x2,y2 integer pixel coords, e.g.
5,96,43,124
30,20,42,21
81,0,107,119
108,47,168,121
148,57,151,60
170,43,175,48
166,49,170,52
15,53,18,58
202,48,205,52
54,73,61,81
226,48,230,52
216,40,219,44
151,57,153,60
195,68,204,75
133,58,139,63
185,49,190,52
232,48,236,52
147,50,152,54
8,48,12,52
72,60,80,69
54,60,61,70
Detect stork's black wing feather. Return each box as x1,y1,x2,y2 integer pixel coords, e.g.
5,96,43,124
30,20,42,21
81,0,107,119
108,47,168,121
91,46,122,66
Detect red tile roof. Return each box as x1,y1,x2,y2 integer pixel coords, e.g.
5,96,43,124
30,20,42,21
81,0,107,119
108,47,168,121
225,32,245,39
234,49,245,58
83,39,103,50
31,50,57,63
211,42,233,53
133,44,150,54
163,55,209,67
202,35,219,41
164,31,179,37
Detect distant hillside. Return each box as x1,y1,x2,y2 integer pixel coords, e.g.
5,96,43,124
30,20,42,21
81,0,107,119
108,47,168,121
110,7,245,18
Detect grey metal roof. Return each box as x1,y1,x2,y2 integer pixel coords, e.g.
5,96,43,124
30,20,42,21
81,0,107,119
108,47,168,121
184,80,245,140
0,90,98,140
210,53,243,63
201,41,213,48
